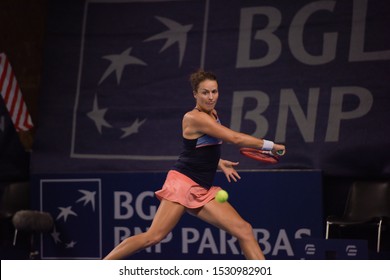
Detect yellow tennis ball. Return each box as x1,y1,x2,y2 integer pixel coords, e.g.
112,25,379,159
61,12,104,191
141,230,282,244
215,189,229,203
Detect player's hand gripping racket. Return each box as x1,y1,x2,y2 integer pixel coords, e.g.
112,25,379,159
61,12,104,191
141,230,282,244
239,148,285,164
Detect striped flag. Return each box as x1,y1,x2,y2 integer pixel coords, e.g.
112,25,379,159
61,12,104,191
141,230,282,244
0,52,33,131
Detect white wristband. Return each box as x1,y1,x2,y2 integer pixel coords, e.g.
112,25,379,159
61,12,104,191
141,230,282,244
262,140,274,151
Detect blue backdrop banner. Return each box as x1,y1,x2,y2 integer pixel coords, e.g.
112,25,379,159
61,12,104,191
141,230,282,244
31,0,390,176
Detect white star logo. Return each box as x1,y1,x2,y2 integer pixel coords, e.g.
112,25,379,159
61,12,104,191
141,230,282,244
51,226,61,244
87,94,112,134
76,189,96,212
121,118,147,139
65,241,77,249
99,47,147,85
144,16,192,67
56,206,77,222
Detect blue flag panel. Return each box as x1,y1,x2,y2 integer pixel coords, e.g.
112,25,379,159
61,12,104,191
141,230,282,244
0,98,30,180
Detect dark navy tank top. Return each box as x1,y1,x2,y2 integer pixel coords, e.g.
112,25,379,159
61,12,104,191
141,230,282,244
172,113,222,189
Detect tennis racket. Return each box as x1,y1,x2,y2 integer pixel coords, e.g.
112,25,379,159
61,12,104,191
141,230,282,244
239,148,284,164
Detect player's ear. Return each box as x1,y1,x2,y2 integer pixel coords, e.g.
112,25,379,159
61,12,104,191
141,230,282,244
193,91,197,98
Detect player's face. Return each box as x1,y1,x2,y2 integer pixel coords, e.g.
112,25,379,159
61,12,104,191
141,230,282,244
194,79,219,113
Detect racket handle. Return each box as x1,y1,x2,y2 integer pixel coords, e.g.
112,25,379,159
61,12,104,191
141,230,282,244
276,150,285,156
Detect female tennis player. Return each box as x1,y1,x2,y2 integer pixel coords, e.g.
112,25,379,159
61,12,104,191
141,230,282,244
103,70,286,260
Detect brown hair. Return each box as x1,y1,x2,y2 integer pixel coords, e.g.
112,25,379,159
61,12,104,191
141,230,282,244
189,70,217,92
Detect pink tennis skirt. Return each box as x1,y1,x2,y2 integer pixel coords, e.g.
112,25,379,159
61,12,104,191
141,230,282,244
155,170,221,209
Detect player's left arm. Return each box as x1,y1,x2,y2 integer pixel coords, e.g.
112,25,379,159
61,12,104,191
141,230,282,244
218,159,241,183
188,111,286,153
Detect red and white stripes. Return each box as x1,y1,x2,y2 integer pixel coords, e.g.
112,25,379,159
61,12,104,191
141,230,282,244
0,52,33,131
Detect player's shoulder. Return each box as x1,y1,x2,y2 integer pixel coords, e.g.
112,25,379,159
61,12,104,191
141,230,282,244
183,108,215,124
182,109,197,125
183,109,197,119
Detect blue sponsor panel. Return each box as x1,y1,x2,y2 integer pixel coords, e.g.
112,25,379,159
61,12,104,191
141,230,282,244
71,0,208,160
31,170,323,260
39,179,102,259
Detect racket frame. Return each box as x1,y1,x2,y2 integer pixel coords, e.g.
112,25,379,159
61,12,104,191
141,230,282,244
239,147,280,164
